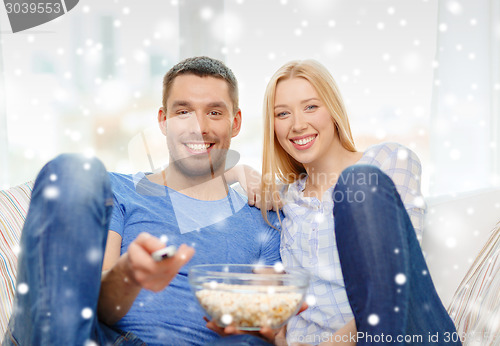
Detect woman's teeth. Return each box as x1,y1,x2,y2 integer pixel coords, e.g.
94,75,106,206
292,136,315,145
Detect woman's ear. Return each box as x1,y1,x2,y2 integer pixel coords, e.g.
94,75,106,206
158,107,167,135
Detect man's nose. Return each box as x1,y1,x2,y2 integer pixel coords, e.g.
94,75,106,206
188,112,209,135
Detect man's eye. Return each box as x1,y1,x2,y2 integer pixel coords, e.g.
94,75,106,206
208,111,222,117
177,110,191,117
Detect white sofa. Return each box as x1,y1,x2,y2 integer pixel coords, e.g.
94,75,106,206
1,182,499,340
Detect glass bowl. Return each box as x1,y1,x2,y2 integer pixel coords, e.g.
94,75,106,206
188,264,310,331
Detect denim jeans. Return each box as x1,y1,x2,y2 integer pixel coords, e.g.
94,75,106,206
333,165,460,345
3,154,145,346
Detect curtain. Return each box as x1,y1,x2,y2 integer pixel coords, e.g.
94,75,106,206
430,0,500,195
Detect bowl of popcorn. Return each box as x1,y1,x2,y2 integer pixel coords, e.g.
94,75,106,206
189,263,310,331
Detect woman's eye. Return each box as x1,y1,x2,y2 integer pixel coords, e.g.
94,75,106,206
305,105,318,111
275,111,288,118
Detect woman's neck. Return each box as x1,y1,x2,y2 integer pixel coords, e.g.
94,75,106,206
303,147,364,200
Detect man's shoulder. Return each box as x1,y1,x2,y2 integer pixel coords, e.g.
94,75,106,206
237,202,282,231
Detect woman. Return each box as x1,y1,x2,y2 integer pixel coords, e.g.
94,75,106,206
258,59,460,345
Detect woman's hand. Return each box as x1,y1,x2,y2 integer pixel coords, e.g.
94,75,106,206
205,302,307,344
225,165,281,210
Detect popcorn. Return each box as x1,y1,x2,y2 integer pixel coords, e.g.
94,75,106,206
195,283,303,329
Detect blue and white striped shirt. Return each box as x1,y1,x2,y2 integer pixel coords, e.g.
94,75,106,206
281,142,425,345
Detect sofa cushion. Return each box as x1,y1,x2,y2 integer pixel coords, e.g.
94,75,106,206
0,181,33,337
448,222,499,344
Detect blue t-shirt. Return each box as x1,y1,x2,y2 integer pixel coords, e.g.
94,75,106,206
108,172,281,346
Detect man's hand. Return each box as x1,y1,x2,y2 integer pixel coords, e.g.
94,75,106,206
98,232,194,325
125,232,195,292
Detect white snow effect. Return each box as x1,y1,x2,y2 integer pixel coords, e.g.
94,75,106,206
470,18,477,26
395,273,407,285
83,163,91,171
377,22,385,30
397,149,409,160
211,12,242,44
445,237,457,248
306,295,316,306
160,235,168,244
12,245,21,256
394,306,400,312
414,196,425,208
81,307,93,319
86,247,102,264
422,270,428,276
387,7,395,15
439,23,448,32
84,340,98,346
328,20,336,27
63,266,68,271
43,186,60,199
49,174,58,182
200,7,213,21
447,1,463,15
209,281,218,289
400,19,407,27
122,7,130,15
468,53,476,60
315,212,325,223
273,262,285,273
221,314,233,325
18,283,29,294
367,314,379,326
394,248,400,254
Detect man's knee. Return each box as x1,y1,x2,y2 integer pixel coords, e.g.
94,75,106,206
35,154,109,205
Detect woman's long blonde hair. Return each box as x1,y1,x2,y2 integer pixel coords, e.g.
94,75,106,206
261,59,357,224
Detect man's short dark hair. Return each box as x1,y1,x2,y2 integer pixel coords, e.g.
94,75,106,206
162,56,239,114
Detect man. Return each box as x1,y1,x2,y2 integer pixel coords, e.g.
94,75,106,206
4,57,281,346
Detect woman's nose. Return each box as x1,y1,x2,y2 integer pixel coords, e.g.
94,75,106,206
291,112,307,132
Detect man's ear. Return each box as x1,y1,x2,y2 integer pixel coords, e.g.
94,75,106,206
158,107,167,135
231,109,242,138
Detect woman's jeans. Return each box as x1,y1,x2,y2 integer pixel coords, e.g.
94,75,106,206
3,154,144,345
333,165,460,345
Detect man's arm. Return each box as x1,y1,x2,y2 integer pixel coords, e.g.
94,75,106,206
97,231,194,325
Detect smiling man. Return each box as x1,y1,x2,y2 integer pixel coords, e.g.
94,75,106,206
4,57,280,346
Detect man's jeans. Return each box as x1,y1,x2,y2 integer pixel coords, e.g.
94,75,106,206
332,165,460,345
3,154,145,345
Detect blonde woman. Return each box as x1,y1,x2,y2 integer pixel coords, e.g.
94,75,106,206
257,60,460,345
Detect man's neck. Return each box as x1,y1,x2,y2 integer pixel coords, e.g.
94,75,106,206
148,167,229,201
